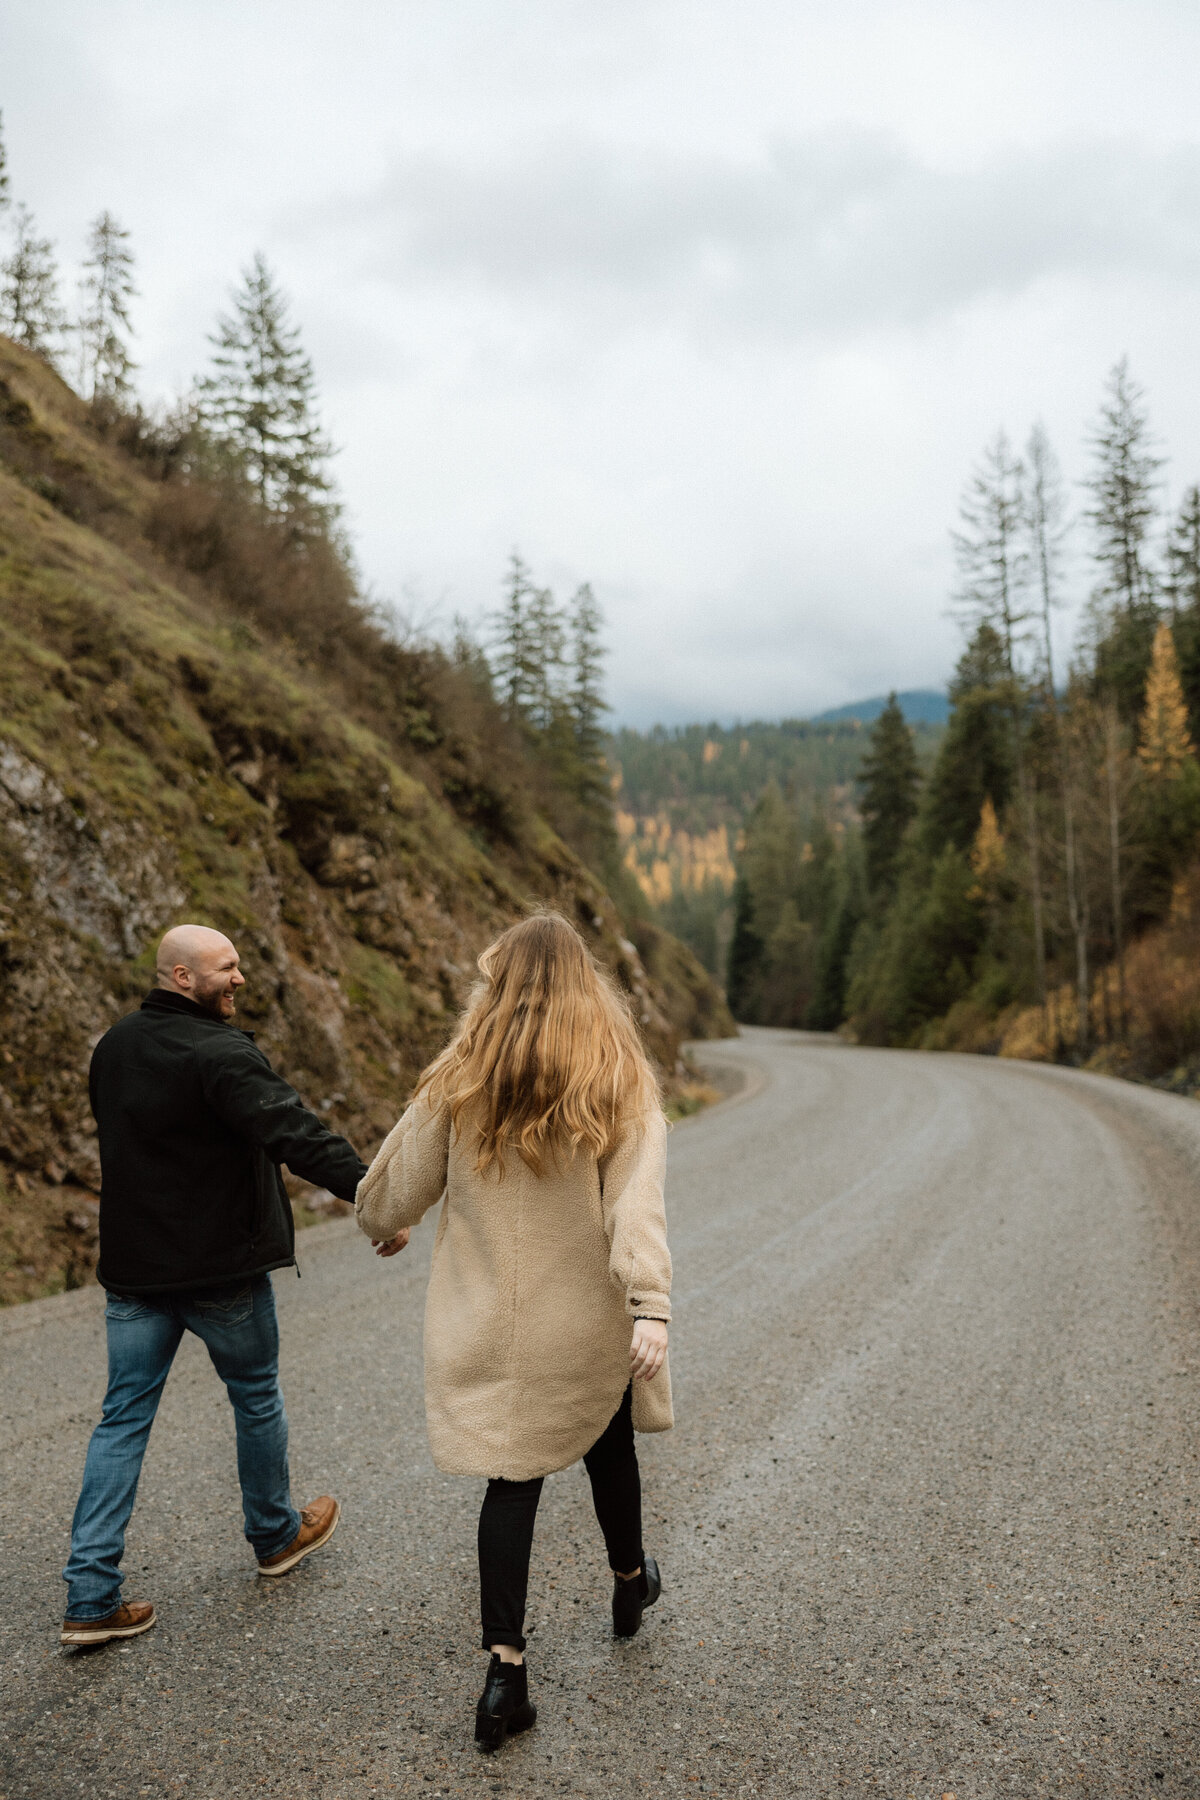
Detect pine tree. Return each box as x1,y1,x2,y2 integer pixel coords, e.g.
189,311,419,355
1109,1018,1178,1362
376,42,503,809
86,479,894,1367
1163,487,1200,619
954,429,1049,1023
920,625,1014,856
569,584,608,763
858,694,920,900
1138,621,1193,778
741,780,801,945
807,845,865,1030
1165,487,1200,737
0,110,9,215
78,211,137,403
199,252,333,519
1085,357,1162,617
492,553,539,724
524,583,567,733
0,205,66,364
568,582,611,813
725,875,763,1019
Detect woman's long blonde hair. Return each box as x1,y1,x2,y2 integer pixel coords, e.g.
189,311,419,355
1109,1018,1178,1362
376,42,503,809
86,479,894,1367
416,911,660,1174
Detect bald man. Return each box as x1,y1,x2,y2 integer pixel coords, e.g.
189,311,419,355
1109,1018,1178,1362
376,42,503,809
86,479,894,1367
61,924,387,1646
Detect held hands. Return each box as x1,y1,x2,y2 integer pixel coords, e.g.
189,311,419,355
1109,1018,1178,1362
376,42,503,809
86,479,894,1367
630,1317,667,1381
372,1228,410,1258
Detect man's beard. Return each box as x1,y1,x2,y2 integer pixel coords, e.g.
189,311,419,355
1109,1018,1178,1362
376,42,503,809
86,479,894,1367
193,983,234,1021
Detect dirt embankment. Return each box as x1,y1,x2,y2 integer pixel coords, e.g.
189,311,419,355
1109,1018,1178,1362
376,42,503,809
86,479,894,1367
0,338,733,1302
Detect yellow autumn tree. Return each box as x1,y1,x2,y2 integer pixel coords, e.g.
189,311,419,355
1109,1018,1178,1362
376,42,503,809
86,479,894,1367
968,796,1005,901
1138,621,1194,777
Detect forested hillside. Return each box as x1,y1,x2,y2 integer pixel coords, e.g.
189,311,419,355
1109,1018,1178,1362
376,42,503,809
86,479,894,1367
609,715,942,977
727,362,1200,1085
0,332,731,1303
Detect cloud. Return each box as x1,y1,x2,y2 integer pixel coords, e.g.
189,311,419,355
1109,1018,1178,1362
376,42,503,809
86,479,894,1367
317,130,1200,341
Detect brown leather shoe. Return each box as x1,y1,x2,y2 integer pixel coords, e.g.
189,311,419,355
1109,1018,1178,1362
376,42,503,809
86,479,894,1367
256,1496,340,1576
61,1601,156,1646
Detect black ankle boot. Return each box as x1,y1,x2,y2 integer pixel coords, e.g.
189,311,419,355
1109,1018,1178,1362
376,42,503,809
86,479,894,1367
612,1554,662,1638
474,1654,537,1753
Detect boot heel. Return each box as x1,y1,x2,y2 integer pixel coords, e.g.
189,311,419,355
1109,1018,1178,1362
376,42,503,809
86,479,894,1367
474,1653,536,1752
475,1711,506,1753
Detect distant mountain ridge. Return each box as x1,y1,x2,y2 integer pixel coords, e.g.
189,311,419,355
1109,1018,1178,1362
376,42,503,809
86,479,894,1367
811,689,949,725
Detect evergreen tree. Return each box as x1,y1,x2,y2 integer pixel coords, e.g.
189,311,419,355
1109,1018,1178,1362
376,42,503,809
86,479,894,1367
0,110,9,215
1165,487,1200,735
1133,628,1200,925
741,780,801,945
569,584,608,762
920,625,1014,855
954,429,1049,1022
492,553,539,724
724,875,763,1020
762,899,816,1027
78,211,137,403
1084,361,1164,724
807,844,865,1030
524,582,567,733
0,205,66,364
568,582,611,813
199,252,333,519
858,694,920,900
1085,357,1162,619
1163,487,1200,620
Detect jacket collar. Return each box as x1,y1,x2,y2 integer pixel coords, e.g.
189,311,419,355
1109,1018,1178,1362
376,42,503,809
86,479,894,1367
140,988,255,1038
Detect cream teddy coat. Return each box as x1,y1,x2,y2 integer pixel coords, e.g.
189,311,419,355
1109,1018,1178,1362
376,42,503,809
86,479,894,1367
355,1094,673,1481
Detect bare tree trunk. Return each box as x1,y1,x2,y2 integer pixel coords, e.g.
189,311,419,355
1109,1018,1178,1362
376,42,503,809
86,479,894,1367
1016,752,1049,1045
1103,704,1127,1040
1062,768,1090,1057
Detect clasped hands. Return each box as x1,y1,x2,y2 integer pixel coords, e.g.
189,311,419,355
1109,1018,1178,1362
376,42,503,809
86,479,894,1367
372,1229,410,1257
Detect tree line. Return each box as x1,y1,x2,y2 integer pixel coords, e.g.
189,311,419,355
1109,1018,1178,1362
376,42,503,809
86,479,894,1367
0,110,331,529
0,111,616,872
729,358,1200,1074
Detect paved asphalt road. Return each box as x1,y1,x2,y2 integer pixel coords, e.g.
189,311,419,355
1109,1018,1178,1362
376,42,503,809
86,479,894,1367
3,1029,1200,1800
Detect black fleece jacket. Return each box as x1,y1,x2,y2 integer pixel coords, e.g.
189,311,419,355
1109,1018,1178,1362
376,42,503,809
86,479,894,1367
90,988,366,1295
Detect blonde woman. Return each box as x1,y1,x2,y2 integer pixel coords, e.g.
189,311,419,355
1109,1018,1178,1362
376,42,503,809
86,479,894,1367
356,912,672,1753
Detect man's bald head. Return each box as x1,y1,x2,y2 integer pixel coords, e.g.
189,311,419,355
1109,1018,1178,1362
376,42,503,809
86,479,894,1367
157,925,245,1020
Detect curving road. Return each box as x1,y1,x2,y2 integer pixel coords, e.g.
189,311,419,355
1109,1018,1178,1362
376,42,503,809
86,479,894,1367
3,1028,1200,1799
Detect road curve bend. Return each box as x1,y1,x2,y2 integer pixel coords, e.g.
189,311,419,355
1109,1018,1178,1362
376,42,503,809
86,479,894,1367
2,1027,1199,1798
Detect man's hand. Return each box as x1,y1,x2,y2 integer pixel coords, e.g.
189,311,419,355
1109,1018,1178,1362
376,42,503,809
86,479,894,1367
372,1229,410,1258
630,1318,668,1381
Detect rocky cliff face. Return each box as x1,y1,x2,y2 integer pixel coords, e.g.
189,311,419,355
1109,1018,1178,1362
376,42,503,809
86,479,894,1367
0,339,733,1302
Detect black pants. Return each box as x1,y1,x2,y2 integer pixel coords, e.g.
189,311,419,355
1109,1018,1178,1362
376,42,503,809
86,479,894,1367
478,1386,643,1651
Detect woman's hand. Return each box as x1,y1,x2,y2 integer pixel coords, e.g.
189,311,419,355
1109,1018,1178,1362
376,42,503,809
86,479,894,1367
372,1228,410,1258
630,1318,668,1381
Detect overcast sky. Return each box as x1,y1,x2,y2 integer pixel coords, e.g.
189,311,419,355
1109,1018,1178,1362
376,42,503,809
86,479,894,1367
6,1,1200,725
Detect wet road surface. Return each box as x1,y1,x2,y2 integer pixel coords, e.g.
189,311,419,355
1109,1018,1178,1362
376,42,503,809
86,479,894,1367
3,1028,1200,1798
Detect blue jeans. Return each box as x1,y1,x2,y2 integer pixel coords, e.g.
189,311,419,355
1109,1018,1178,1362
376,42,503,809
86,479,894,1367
63,1276,301,1620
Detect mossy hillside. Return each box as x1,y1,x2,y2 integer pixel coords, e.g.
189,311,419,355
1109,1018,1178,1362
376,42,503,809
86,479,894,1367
0,337,733,1303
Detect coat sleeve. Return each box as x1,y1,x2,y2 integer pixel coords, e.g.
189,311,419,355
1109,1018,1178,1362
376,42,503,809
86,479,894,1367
197,1034,367,1201
598,1109,671,1320
355,1094,451,1241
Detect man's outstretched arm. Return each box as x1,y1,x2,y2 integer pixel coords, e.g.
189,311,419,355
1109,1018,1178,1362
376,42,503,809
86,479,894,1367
198,1035,366,1200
